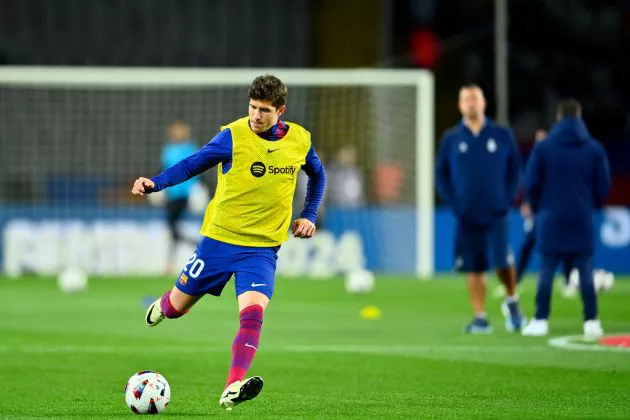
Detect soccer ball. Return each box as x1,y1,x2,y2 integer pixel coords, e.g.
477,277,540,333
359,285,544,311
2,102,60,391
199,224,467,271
344,269,375,294
57,267,88,293
568,268,614,293
593,269,614,293
125,371,171,415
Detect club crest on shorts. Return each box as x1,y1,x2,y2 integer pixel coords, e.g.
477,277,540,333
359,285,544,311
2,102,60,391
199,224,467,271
487,138,497,153
178,273,188,286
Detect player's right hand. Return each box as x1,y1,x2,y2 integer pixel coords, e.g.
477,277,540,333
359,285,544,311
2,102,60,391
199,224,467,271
131,177,155,196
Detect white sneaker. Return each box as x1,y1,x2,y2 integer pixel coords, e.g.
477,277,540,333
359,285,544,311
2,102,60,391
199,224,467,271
145,298,165,327
583,320,603,340
522,319,549,336
220,376,264,410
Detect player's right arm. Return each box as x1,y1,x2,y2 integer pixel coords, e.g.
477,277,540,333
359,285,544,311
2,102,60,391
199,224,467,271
131,129,233,195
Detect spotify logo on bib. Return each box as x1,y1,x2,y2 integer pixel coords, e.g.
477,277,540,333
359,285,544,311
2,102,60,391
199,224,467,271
250,162,267,178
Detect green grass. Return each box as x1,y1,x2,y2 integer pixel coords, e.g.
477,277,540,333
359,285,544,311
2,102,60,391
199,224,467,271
1,275,630,419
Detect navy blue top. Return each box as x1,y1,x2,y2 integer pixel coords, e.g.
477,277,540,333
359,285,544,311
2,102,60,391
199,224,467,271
150,120,326,224
524,117,611,253
436,118,521,225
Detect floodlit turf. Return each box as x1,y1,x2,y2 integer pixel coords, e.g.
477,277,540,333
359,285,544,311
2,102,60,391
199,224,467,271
2,275,630,419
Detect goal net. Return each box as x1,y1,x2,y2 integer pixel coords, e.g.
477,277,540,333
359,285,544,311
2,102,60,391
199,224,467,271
0,68,434,278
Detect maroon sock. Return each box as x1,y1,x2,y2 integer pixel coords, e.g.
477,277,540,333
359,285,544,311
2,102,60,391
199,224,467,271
225,305,264,387
159,291,186,319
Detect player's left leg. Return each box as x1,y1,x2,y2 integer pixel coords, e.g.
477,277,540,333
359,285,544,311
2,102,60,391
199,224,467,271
491,217,525,331
220,290,268,410
220,247,278,410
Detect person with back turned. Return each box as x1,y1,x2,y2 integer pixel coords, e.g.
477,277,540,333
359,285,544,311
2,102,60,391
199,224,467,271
521,99,611,338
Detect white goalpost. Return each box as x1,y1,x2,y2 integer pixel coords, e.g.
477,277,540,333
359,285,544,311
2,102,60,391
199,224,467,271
0,67,434,278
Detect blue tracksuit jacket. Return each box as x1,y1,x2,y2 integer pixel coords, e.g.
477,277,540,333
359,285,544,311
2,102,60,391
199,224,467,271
436,118,521,225
524,117,611,254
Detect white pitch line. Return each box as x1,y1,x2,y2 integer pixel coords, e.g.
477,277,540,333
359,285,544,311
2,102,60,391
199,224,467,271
0,344,546,355
548,336,630,353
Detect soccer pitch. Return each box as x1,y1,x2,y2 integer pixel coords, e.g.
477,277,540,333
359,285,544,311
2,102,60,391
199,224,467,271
2,275,629,419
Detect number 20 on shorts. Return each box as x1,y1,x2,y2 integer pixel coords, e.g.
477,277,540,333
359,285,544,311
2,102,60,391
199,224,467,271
183,253,205,278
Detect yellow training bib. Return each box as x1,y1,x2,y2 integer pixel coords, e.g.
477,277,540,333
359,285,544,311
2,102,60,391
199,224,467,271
200,117,311,247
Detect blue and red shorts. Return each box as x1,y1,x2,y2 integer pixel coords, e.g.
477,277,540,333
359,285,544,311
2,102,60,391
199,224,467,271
174,236,279,299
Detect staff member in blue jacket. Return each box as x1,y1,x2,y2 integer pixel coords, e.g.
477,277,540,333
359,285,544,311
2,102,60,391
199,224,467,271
437,84,525,334
522,99,611,338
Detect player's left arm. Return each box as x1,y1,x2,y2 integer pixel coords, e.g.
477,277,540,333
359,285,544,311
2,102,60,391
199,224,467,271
293,145,326,238
505,129,522,203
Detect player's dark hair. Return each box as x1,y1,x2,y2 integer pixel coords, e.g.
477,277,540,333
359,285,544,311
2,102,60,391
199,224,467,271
249,74,288,109
557,99,582,118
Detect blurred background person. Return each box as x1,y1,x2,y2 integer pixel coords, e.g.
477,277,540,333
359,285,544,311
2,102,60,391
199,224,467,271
522,100,611,338
436,84,524,334
162,120,200,271
327,146,365,209
514,128,574,296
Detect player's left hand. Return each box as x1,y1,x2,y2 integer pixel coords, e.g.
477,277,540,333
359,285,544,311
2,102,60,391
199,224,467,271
291,218,316,238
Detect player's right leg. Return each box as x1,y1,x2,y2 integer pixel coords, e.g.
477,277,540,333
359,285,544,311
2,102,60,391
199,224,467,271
522,251,561,336
146,236,232,327
145,287,202,327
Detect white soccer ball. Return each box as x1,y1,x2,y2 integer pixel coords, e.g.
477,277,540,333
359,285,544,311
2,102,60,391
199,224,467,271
57,267,88,293
594,269,614,293
344,269,375,294
125,371,171,415
568,268,614,293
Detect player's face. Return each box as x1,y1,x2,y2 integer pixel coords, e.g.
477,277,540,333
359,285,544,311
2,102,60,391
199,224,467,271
458,87,486,121
248,100,286,133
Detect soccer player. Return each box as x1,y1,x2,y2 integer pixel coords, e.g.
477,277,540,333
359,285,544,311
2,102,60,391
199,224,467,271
131,75,326,410
521,99,611,338
436,84,525,334
161,120,199,271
